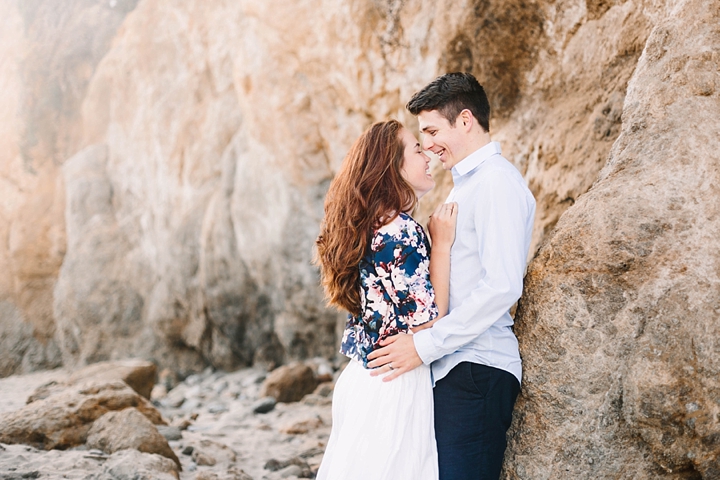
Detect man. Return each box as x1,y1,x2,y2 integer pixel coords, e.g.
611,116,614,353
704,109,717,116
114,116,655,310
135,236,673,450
367,72,536,480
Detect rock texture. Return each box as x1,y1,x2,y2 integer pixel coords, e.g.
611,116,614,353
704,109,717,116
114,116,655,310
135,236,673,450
0,0,140,377
0,444,181,480
0,0,659,378
0,380,165,450
0,363,297,479
28,359,157,401
508,0,720,477
0,0,718,476
260,363,319,403
86,407,181,467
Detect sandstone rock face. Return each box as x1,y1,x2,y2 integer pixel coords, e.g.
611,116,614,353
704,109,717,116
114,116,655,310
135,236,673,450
0,0,664,376
0,380,165,449
0,0,657,378
28,359,157,402
508,0,720,477
0,0,140,377
260,363,319,403
86,407,180,467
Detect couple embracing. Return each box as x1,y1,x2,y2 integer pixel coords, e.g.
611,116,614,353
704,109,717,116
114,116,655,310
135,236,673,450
315,72,536,480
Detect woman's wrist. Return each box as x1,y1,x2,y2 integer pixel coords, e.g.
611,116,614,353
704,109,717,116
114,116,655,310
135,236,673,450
431,243,452,253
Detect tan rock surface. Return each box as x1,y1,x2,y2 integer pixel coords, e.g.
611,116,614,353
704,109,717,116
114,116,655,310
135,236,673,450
0,0,672,379
86,407,180,467
0,0,140,377
0,380,165,450
0,444,180,480
508,0,720,477
260,363,319,403
28,359,157,402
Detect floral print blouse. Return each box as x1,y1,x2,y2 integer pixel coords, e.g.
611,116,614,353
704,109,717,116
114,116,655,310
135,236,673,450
340,212,438,367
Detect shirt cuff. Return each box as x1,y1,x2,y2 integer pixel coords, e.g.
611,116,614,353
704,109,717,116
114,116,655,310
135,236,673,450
413,328,442,365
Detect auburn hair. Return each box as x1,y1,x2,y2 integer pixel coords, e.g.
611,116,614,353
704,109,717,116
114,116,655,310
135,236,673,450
315,120,416,316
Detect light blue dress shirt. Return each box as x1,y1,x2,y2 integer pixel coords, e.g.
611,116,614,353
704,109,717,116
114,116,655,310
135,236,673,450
413,141,536,385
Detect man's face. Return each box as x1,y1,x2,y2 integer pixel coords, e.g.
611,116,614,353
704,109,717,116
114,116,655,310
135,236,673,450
417,109,466,171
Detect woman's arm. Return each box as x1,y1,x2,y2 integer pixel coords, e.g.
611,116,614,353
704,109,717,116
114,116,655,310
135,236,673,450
412,202,457,332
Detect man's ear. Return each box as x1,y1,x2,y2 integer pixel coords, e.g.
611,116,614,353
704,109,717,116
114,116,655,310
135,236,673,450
458,109,474,132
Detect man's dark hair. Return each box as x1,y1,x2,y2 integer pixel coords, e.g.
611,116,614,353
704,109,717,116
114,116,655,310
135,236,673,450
406,72,491,132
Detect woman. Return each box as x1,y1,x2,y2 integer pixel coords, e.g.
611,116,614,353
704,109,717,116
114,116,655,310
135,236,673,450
315,119,457,480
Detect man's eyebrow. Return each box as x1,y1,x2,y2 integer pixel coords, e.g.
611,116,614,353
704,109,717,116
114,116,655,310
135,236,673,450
420,125,435,133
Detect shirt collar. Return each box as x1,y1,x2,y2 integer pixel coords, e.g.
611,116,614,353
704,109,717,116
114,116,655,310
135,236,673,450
451,141,502,179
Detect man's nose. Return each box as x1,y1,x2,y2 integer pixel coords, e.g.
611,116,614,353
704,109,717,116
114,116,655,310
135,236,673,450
421,135,433,150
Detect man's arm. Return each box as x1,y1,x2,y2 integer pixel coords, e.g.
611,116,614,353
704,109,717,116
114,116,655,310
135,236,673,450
368,169,533,380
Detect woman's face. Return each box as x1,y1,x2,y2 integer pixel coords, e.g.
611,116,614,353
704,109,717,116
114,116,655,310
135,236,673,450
399,128,435,199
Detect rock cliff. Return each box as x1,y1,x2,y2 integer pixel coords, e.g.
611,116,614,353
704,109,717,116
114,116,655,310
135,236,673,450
0,0,718,475
509,0,720,476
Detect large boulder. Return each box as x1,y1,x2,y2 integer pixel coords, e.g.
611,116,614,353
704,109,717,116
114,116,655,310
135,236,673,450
86,407,180,468
507,0,720,478
28,359,157,402
86,449,180,480
0,380,165,449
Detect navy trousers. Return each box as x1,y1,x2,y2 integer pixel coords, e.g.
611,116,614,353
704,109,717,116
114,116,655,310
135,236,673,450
433,362,520,480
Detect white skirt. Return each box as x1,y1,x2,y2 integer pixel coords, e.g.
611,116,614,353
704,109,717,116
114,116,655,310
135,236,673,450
316,359,439,480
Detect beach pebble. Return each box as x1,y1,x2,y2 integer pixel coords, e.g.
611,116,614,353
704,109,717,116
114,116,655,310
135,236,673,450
157,425,183,441
253,396,277,414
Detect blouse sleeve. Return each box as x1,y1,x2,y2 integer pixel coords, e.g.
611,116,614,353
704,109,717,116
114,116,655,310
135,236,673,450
371,219,439,329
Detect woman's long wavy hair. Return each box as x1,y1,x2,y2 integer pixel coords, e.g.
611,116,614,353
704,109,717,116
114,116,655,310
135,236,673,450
315,120,417,316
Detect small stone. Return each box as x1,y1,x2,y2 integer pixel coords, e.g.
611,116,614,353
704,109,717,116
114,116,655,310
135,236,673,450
207,402,228,414
265,458,284,471
193,450,216,466
213,380,229,394
157,425,183,441
299,446,324,458
279,464,302,478
182,445,194,455
253,396,277,414
280,416,324,434
171,417,193,430
313,382,334,397
301,394,331,406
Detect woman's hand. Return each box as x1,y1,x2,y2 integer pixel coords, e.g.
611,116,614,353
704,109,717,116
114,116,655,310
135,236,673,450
428,202,458,250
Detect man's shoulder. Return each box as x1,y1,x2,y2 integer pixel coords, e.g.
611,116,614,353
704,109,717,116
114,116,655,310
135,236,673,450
468,156,528,192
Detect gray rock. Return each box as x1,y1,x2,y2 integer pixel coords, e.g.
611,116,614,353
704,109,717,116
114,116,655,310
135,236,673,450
156,425,183,441
278,464,302,478
252,396,277,414
206,401,228,414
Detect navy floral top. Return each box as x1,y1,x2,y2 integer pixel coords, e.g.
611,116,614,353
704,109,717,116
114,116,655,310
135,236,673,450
340,212,439,367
